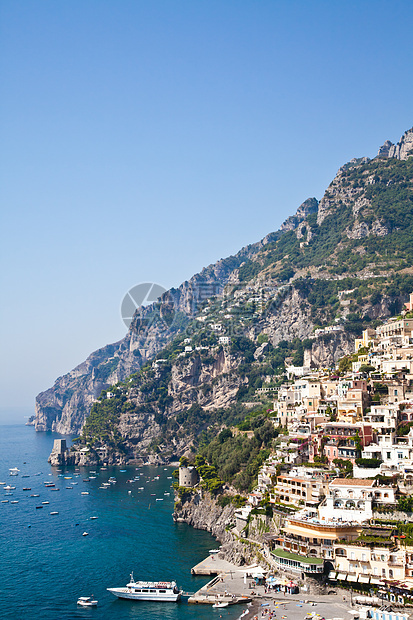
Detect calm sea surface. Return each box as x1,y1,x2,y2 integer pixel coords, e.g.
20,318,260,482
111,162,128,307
0,425,241,620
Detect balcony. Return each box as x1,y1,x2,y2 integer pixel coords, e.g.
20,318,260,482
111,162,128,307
335,549,347,558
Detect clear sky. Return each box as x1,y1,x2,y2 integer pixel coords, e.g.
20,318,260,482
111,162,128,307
1,0,412,422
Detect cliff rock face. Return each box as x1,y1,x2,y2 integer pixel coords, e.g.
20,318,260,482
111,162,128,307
280,197,319,232
34,229,284,434
173,492,272,566
173,492,252,564
36,126,413,441
388,127,413,160
304,332,353,368
35,340,140,434
174,491,233,540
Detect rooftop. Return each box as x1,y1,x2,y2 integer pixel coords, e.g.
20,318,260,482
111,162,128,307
330,478,375,487
272,548,323,565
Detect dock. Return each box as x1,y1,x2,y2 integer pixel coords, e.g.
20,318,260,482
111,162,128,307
191,555,238,575
189,557,252,606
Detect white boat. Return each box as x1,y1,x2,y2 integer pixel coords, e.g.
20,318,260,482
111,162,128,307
77,596,98,607
107,573,181,602
213,602,229,608
9,468,20,476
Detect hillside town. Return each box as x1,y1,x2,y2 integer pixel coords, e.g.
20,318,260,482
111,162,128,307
179,293,413,607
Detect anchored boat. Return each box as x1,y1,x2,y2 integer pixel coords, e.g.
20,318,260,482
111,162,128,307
107,573,181,602
77,596,98,607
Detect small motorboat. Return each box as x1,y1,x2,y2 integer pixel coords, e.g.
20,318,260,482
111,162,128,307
77,596,98,607
82,532,89,536
213,602,229,608
50,511,59,515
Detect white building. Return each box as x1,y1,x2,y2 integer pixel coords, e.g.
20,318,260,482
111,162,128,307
218,336,231,345
319,479,375,524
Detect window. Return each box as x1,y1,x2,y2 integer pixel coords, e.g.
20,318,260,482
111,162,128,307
362,553,366,561
382,569,386,577
389,570,394,579
398,453,403,459
351,552,355,560
387,452,391,459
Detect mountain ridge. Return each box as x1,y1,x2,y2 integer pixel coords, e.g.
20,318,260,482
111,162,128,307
35,127,413,440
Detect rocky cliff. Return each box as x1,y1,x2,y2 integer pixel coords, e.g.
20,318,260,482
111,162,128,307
173,491,261,566
36,126,413,442
387,127,413,160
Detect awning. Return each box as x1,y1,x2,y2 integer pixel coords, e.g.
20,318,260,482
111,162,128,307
359,575,370,583
328,571,337,579
337,573,347,580
347,575,358,582
370,577,381,584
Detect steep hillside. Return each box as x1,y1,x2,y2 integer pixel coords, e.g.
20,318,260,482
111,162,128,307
36,127,413,441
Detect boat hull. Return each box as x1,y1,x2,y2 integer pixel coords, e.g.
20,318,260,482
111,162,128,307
107,588,180,602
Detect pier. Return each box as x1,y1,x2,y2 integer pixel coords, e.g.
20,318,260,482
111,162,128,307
189,556,252,606
191,555,238,575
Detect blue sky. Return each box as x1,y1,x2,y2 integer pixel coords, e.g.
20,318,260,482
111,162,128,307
1,0,412,421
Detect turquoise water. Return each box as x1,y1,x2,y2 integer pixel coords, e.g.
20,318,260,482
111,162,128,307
0,425,241,620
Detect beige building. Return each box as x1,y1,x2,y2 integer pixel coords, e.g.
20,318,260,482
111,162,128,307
333,538,405,584
270,474,329,507
336,388,369,422
376,318,413,347
280,514,361,561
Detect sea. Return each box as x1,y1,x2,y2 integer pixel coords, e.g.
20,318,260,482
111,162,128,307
0,424,242,620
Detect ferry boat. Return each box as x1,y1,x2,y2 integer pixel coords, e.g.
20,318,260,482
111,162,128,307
107,573,181,602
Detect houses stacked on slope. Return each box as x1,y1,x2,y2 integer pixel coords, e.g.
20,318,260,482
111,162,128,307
236,296,413,599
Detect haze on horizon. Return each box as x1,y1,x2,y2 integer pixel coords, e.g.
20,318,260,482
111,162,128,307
1,0,413,423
